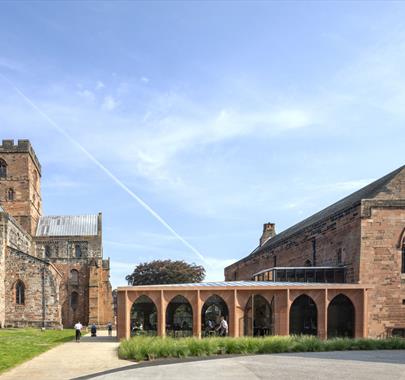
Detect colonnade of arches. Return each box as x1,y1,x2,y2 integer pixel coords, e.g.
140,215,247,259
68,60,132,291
129,292,356,339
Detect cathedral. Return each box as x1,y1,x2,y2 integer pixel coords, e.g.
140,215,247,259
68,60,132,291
0,139,113,328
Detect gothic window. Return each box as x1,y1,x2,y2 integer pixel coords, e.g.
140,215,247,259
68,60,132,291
337,248,342,265
7,188,14,201
70,269,79,285
16,280,25,305
305,259,312,267
45,245,51,258
70,292,79,310
0,159,7,178
75,244,82,258
402,238,405,274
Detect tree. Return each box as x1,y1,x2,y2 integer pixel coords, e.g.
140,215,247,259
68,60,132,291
125,260,206,286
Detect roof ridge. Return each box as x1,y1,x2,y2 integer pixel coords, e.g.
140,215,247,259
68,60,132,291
247,164,405,260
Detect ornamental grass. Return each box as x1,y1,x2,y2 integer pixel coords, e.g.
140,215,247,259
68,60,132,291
118,335,405,362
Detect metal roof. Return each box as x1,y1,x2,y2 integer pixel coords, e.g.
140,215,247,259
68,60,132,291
36,214,98,237
123,281,350,288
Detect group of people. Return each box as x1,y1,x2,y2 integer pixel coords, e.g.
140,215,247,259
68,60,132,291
205,315,229,337
74,321,114,342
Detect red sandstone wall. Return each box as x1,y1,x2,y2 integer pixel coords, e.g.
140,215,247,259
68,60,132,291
360,207,405,337
225,205,362,283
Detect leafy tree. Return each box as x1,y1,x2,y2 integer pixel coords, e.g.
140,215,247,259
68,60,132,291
126,260,206,285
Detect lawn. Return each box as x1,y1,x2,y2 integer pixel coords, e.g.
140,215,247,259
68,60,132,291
0,328,74,374
119,335,405,362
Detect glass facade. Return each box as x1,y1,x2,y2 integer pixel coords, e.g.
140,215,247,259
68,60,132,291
253,266,346,283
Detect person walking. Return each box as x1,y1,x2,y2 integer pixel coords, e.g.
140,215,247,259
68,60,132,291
74,321,83,342
107,321,113,337
217,316,228,337
91,323,97,337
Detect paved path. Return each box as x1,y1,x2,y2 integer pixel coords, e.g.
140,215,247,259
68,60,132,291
0,331,132,380
89,350,405,380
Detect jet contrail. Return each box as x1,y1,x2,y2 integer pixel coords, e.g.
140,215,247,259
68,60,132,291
0,73,207,264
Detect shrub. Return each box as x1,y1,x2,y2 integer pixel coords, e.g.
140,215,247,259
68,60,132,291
118,335,405,362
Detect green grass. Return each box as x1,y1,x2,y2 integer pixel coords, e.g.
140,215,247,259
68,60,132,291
119,335,405,362
0,328,75,374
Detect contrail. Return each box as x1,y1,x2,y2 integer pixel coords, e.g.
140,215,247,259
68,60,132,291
0,73,208,264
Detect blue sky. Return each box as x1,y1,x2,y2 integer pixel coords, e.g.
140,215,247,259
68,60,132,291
0,1,404,288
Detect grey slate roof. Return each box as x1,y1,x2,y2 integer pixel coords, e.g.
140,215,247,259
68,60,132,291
247,164,405,259
36,215,98,237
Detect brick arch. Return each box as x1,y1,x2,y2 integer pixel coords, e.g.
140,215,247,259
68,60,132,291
130,294,158,335
201,294,230,329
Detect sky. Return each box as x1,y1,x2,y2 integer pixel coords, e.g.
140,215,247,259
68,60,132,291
0,1,404,289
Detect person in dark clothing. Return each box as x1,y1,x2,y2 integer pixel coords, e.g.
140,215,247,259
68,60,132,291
91,323,97,337
107,322,113,336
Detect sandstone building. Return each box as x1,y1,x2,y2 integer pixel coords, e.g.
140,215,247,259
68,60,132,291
0,139,113,328
225,165,405,338
116,165,404,340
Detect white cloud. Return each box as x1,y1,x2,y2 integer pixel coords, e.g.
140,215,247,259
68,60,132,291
102,95,118,111
77,89,95,101
140,76,149,83
95,80,105,90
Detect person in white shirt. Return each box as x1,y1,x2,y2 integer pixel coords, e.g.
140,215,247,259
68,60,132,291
216,316,228,337
74,321,83,342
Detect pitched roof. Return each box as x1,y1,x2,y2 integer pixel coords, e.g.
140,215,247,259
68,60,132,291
36,214,99,237
246,164,405,259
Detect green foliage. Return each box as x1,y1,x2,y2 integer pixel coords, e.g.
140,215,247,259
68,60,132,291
0,328,74,374
125,260,206,285
119,335,405,362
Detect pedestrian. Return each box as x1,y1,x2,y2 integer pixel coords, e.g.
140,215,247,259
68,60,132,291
74,321,83,342
91,323,97,337
107,321,113,337
216,316,228,337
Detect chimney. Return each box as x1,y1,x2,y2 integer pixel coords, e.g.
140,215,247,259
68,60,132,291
260,223,276,246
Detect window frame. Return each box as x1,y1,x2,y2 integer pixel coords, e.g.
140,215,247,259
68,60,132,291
15,280,25,305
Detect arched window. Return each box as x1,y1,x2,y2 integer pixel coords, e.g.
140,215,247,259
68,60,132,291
75,244,82,258
327,294,355,338
44,245,51,258
166,295,193,337
7,188,14,201
244,294,273,336
16,280,25,305
130,295,158,336
70,269,79,285
70,292,79,310
402,237,405,274
304,259,312,267
201,295,229,337
289,294,317,336
0,159,7,178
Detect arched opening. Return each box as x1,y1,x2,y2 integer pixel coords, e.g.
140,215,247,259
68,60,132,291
74,244,82,258
70,291,79,310
70,269,79,285
15,280,25,305
166,295,193,337
45,245,51,258
201,294,229,337
244,295,273,336
130,295,157,336
304,259,312,267
289,294,317,335
327,294,355,338
0,159,7,178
